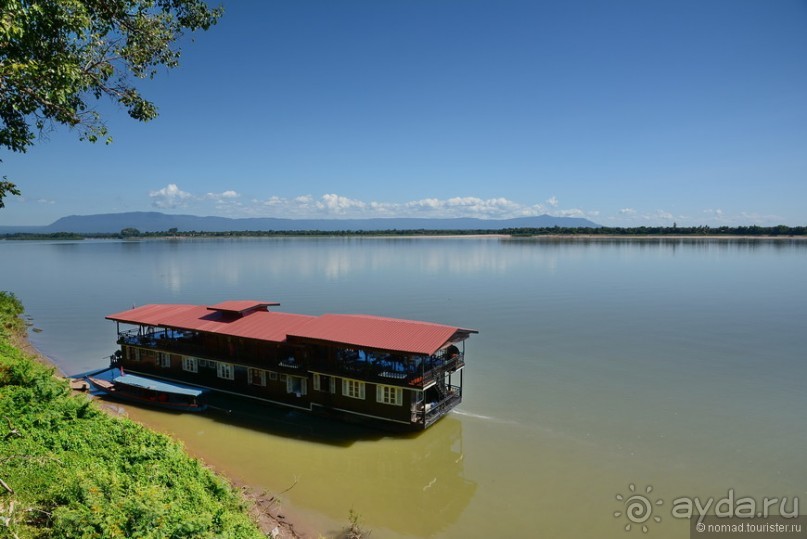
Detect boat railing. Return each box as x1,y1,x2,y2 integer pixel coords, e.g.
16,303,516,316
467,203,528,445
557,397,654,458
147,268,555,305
120,332,210,356
119,334,309,371
419,354,464,386
117,329,148,345
309,353,465,388
278,357,302,369
118,329,189,347
414,385,462,427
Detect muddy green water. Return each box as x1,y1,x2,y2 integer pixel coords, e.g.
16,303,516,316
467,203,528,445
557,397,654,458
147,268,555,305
2,237,805,537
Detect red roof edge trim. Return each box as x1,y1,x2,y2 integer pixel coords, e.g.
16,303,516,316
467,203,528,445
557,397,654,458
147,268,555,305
207,300,280,315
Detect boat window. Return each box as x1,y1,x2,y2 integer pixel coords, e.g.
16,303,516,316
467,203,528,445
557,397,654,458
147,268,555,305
217,362,234,380
182,356,198,373
286,375,306,396
248,368,266,387
314,374,335,393
376,385,403,406
199,359,215,369
342,379,365,400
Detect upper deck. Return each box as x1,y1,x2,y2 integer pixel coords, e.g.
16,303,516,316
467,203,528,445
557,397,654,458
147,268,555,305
107,301,477,389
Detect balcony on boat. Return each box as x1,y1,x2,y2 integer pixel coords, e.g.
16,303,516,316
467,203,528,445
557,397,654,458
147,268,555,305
119,328,193,349
412,385,463,428
117,329,283,370
118,329,213,358
310,348,465,389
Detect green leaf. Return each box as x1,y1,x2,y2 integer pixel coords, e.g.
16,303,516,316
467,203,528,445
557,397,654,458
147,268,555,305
0,0,223,208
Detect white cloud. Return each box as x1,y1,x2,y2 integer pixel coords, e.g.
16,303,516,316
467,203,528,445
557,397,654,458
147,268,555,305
145,187,605,222
152,188,776,226
555,208,586,218
149,184,192,209
736,211,785,224
205,190,240,201
317,194,367,214
13,196,56,205
244,193,599,221
605,206,789,226
702,208,727,222
203,190,242,215
604,208,681,225
261,196,284,206
405,196,524,218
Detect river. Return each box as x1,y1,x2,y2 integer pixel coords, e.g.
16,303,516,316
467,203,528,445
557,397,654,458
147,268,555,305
2,236,805,538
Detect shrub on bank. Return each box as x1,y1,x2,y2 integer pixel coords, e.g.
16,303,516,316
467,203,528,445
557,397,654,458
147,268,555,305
0,291,264,538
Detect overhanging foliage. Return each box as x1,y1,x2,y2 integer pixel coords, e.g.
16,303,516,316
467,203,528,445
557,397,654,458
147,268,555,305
0,0,222,206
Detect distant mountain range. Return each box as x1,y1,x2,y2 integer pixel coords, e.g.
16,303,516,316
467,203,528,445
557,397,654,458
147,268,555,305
0,211,600,234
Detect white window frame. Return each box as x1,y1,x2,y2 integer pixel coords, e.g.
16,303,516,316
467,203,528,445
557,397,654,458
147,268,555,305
182,356,198,373
157,352,171,368
313,373,334,392
217,362,234,380
248,368,266,387
376,385,403,406
286,375,307,396
342,379,365,400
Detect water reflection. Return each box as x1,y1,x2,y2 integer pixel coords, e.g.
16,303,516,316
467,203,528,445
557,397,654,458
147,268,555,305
125,399,476,537
501,236,807,250
204,394,388,446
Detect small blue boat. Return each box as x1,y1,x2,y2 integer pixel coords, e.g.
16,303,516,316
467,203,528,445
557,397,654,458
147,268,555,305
87,368,209,412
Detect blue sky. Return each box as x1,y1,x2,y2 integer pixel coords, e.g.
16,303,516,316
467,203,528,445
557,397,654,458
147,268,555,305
2,0,806,226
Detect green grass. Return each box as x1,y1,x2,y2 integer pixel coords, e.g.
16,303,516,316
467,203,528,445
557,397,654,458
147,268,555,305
0,291,265,538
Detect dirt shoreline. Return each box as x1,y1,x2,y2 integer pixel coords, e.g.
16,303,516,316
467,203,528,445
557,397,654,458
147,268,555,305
12,329,309,539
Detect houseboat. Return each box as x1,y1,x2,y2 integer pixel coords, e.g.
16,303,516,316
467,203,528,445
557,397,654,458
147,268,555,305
105,301,477,429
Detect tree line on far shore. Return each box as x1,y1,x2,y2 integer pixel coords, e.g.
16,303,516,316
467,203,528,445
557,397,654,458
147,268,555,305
1,224,806,241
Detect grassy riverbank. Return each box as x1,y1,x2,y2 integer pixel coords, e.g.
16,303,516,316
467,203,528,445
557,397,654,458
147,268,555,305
0,292,266,538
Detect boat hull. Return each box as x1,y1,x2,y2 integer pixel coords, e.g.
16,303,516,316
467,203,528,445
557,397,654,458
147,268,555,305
87,369,209,412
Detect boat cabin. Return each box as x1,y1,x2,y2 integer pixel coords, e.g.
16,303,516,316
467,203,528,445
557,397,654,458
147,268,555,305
106,301,477,429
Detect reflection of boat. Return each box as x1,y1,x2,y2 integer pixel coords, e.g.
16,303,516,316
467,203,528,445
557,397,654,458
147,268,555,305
87,368,209,412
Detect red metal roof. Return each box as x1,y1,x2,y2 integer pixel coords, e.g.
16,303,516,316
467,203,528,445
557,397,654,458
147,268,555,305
106,304,315,343
107,303,476,355
287,313,475,356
